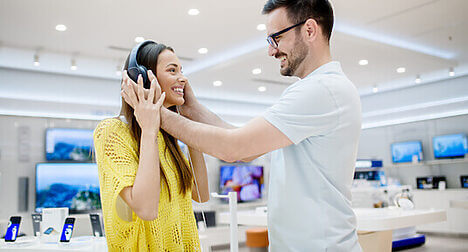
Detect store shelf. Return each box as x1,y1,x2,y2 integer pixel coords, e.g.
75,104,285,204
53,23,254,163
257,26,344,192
384,157,468,169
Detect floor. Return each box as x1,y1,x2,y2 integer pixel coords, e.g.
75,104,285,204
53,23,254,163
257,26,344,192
212,233,468,252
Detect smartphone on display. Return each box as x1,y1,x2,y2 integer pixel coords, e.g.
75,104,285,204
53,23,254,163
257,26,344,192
60,217,75,243
31,213,42,237
89,214,104,237
4,216,21,242
43,227,54,235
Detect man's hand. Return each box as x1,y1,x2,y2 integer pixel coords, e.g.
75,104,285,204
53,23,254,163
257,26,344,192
178,81,200,119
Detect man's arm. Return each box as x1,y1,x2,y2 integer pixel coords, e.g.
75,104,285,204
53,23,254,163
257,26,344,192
178,83,264,162
160,108,293,162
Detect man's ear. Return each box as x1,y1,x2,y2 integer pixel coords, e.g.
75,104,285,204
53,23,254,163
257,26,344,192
304,18,319,42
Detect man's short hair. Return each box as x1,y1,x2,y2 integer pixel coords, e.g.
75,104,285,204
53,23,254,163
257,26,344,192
262,0,334,42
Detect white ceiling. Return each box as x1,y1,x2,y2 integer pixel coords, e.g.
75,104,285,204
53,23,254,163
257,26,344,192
1,0,467,99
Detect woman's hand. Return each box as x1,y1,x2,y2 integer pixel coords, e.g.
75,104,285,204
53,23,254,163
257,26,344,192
121,71,165,132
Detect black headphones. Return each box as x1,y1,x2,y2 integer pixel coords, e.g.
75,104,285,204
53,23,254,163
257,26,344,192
127,40,156,89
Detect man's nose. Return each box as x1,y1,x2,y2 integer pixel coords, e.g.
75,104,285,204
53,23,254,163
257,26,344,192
268,44,278,57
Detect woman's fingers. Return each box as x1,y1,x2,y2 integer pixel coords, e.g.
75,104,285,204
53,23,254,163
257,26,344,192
147,77,156,104
148,70,161,103
136,74,145,102
155,92,166,109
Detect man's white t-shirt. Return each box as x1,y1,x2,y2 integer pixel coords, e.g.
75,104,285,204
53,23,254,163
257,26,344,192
263,61,362,252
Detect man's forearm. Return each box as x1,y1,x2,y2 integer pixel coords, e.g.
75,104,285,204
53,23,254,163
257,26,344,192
181,102,236,129
161,107,240,162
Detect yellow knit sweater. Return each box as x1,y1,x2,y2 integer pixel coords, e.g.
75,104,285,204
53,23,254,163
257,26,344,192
93,118,201,251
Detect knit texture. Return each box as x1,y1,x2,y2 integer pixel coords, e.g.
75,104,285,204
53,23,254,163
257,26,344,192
94,118,200,251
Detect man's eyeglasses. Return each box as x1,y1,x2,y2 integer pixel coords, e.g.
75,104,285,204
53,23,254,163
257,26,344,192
266,20,306,49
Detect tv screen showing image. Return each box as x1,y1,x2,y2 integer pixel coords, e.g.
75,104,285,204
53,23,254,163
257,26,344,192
35,163,101,213
391,141,423,163
46,128,94,161
219,165,264,202
433,134,467,159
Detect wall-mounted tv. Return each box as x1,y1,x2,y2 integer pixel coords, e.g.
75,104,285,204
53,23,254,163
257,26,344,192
391,141,423,163
433,133,467,159
46,128,94,161
35,163,101,213
219,165,264,202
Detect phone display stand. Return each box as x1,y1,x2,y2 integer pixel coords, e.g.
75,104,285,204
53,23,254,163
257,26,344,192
40,207,69,243
2,236,39,247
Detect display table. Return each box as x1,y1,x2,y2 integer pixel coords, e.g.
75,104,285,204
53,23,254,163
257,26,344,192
0,237,107,252
219,207,447,252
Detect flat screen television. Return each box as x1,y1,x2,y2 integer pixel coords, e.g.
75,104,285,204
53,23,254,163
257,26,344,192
433,133,467,159
35,163,101,213
219,165,264,202
391,141,423,163
45,128,94,161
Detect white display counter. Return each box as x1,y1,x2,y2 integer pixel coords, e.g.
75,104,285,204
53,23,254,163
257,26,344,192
0,237,107,252
219,207,446,252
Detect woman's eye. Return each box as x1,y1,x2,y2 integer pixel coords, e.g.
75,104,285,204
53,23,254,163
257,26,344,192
169,68,176,73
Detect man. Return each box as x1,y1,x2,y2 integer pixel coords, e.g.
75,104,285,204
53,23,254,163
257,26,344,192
123,0,362,251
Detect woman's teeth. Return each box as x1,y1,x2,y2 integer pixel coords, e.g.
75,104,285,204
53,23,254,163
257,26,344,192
173,87,184,94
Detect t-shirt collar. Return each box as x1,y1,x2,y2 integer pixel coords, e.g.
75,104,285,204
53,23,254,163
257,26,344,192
303,61,342,79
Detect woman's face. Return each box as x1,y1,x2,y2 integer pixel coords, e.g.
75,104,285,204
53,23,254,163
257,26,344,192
155,49,187,108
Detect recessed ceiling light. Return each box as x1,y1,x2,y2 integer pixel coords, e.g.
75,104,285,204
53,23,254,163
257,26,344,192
55,24,67,32
213,80,223,87
449,67,455,77
252,68,262,75
358,59,368,66
188,9,200,16
70,59,77,71
198,48,208,54
396,67,406,73
33,54,40,66
372,86,378,93
415,75,421,84
258,86,267,92
134,37,145,43
257,24,266,31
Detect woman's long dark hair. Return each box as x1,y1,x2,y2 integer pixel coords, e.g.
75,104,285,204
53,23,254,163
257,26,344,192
120,43,193,200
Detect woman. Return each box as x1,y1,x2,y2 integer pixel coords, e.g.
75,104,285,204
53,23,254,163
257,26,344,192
93,42,209,251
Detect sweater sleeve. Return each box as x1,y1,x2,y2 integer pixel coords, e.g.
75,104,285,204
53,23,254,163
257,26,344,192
94,119,140,227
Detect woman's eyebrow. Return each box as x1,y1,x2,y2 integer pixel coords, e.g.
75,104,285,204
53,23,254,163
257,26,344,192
166,63,179,68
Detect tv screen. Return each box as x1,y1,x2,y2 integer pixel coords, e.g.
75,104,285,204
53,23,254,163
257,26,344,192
219,165,264,202
433,134,467,159
35,163,101,213
46,128,94,161
391,141,423,163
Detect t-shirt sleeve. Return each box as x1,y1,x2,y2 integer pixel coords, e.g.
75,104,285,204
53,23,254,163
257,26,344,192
263,80,340,144
93,119,139,222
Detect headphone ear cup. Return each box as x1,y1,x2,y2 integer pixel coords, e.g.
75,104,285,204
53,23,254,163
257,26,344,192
138,66,150,89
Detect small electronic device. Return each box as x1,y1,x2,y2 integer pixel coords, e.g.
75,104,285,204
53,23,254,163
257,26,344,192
89,214,104,237
60,217,75,243
43,227,54,235
31,213,42,237
4,216,21,242
416,176,447,189
461,175,468,188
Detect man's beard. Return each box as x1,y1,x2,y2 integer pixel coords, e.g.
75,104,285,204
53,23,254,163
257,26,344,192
280,38,308,77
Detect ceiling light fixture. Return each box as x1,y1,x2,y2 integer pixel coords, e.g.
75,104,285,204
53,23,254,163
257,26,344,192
449,67,455,77
33,54,40,66
396,67,406,73
213,80,223,87
258,86,267,92
55,24,67,32
70,59,77,71
257,24,266,31
372,86,378,93
358,59,368,66
134,37,145,43
198,48,208,54
415,75,421,84
188,9,200,16
252,68,262,75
